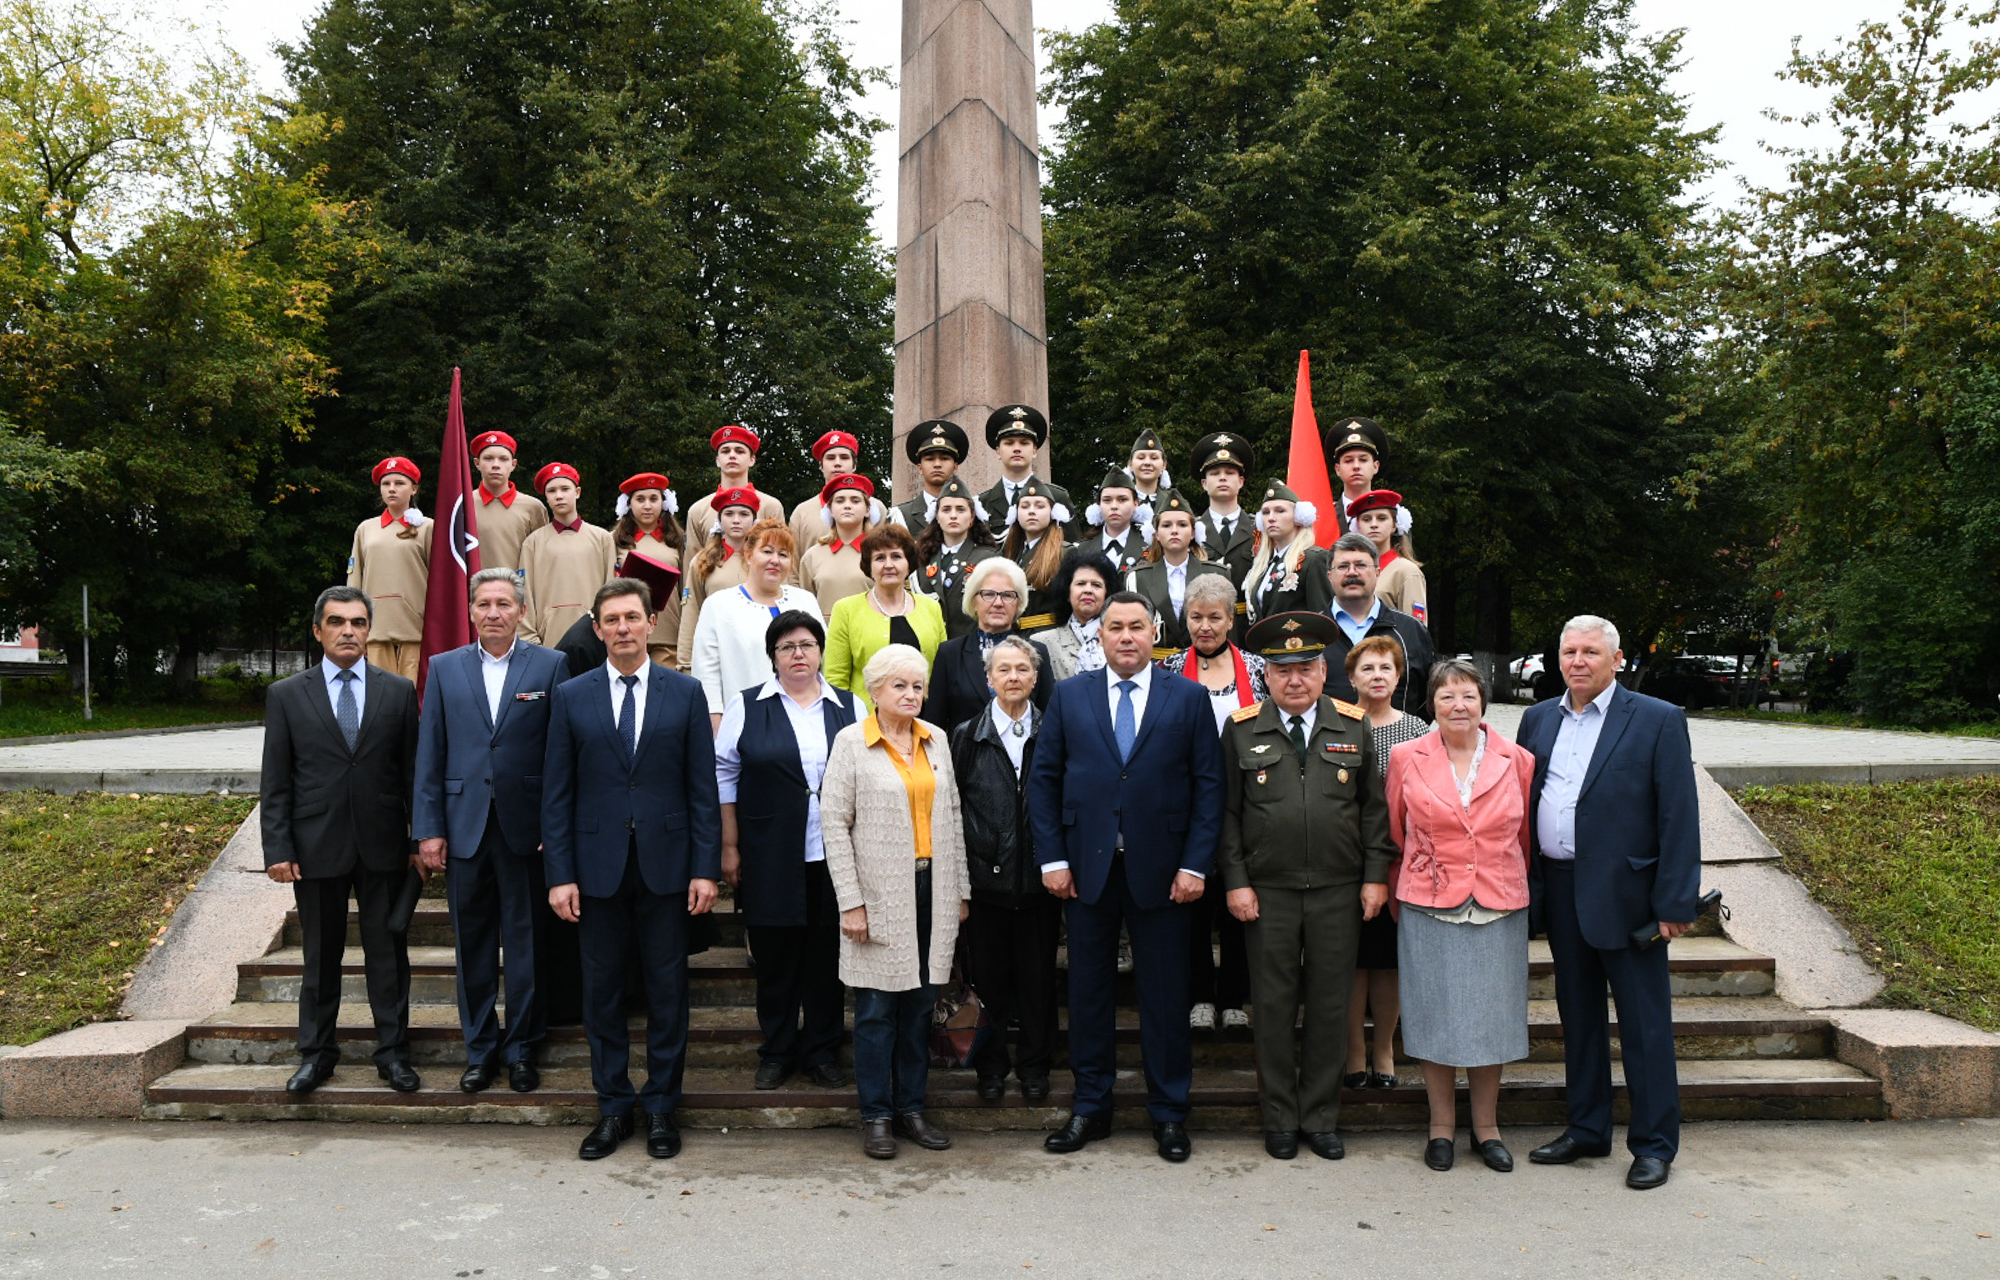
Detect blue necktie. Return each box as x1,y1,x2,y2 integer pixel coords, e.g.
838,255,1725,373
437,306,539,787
618,674,639,763
1115,679,1137,763
335,670,359,752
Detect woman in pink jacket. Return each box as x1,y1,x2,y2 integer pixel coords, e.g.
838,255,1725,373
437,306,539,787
1385,658,1536,1175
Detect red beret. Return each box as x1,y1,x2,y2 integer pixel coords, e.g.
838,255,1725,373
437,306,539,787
1348,489,1404,519
820,472,876,503
710,424,760,454
534,462,581,493
812,430,860,462
714,484,761,514
470,431,517,456
372,456,420,485
619,472,671,495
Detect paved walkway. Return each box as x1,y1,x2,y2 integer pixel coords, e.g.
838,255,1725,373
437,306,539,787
1,1119,1994,1278
0,724,261,793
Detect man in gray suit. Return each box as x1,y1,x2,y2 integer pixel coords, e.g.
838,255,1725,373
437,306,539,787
260,585,422,1096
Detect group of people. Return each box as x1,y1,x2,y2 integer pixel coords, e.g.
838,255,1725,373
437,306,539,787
277,407,1700,1190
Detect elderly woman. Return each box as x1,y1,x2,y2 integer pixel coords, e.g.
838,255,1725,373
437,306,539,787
1385,658,1536,1173
821,644,971,1159
689,519,820,730
921,556,1054,733
825,524,947,711
948,635,1058,1101
715,610,859,1092
1344,634,1427,1090
1039,551,1118,681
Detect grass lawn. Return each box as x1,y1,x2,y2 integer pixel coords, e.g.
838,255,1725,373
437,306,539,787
1736,778,2000,1032
0,677,262,740
1703,708,2000,738
0,790,257,1046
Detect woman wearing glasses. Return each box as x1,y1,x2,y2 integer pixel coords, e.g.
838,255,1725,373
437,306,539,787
919,557,1055,734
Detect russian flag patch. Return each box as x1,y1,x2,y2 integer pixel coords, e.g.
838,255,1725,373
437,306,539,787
1411,602,1427,623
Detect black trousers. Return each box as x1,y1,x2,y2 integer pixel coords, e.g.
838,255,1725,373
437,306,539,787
965,894,1062,1082
293,865,416,1067
1066,855,1193,1123
578,848,691,1117
447,814,544,1066
745,859,845,1070
1188,883,1251,1010
535,876,585,1027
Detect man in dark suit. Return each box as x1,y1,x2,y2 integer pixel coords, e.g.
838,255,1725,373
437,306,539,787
413,568,570,1094
1324,533,1434,719
1028,592,1225,1162
544,578,722,1161
922,556,1054,732
1521,615,1700,1191
260,585,422,1096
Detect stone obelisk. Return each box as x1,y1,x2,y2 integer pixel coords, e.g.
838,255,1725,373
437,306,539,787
892,0,1049,500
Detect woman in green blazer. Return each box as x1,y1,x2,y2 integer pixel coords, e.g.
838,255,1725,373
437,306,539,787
825,523,947,711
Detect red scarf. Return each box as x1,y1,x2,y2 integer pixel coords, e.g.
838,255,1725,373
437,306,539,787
1181,643,1255,708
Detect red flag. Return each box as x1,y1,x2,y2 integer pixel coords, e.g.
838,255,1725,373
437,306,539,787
418,368,480,702
1284,350,1340,548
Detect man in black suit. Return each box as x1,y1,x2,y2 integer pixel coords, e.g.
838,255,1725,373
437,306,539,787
260,585,423,1096
1324,533,1434,719
544,577,723,1161
921,556,1053,732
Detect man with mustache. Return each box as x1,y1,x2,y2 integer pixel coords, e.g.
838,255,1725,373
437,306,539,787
1321,533,1434,720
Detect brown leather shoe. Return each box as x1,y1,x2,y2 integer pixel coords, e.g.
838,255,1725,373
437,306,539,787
861,1118,897,1160
893,1111,953,1151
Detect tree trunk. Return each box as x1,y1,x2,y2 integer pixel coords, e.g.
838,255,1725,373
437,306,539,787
171,639,201,695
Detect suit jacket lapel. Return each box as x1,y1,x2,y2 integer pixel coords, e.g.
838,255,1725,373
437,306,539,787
1579,685,1637,799
587,669,627,768
1468,725,1513,808
632,666,671,769
1086,668,1120,757
457,648,495,735
352,662,394,754
300,665,346,750
491,645,534,734
1125,672,1171,760
1410,734,1466,823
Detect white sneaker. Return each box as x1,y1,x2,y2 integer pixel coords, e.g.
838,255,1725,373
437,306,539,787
1221,1007,1250,1031
1189,1002,1217,1031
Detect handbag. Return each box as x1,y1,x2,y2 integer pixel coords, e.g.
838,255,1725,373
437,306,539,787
929,959,993,1068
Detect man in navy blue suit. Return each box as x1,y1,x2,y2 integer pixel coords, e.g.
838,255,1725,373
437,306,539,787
1520,615,1700,1190
544,578,722,1161
413,568,569,1095
1028,591,1224,1162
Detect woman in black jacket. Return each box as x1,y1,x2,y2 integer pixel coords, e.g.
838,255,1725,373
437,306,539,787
947,634,1059,1102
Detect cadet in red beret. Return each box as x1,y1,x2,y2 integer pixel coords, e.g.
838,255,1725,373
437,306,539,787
677,484,769,668
796,472,880,616
1347,489,1426,622
789,429,875,552
465,431,548,574
518,463,616,646
682,425,784,565
613,472,686,668
348,458,432,680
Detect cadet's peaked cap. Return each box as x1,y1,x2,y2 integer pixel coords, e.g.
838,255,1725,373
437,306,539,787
1192,431,1255,477
1129,427,1165,455
1245,610,1340,665
985,404,1049,448
470,431,517,457
1260,479,1301,506
372,456,421,486
1325,416,1386,461
906,419,970,464
811,430,860,462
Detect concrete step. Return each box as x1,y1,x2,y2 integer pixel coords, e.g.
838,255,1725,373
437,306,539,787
286,903,749,950
230,936,1778,1006
140,1057,1886,1127
180,994,1833,1070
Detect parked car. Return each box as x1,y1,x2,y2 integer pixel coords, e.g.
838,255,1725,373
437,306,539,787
1640,655,1768,710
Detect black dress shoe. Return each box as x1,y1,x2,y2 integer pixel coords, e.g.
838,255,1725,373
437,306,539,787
1306,1131,1345,1161
1264,1130,1298,1160
894,1112,953,1150
1367,1071,1398,1090
754,1060,792,1090
284,1060,333,1096
378,1061,421,1093
1476,1138,1514,1172
1044,1113,1113,1153
1154,1122,1192,1163
1342,1070,1368,1090
509,1060,540,1093
862,1118,897,1160
1529,1134,1614,1164
459,1062,499,1094
1425,1137,1456,1171
1627,1155,1671,1189
1020,1075,1051,1102
647,1113,682,1159
808,1061,848,1088
579,1114,634,1160
976,1075,1006,1101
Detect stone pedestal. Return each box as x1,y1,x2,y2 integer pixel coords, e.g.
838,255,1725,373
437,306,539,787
893,0,1049,500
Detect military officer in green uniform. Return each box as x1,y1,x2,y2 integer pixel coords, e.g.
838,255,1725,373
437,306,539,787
1219,610,1394,1162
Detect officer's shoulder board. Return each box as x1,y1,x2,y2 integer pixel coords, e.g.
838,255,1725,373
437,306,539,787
1229,704,1261,724
1331,698,1366,721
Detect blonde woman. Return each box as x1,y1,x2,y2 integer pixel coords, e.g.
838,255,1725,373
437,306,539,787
1241,480,1333,625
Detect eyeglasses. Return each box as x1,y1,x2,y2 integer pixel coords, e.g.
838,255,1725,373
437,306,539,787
975,590,1020,603
775,641,821,656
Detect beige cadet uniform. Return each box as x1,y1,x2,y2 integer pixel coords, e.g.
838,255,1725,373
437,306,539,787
675,550,748,672
681,490,786,565
474,484,549,573
796,537,870,617
787,496,834,558
348,513,432,680
620,526,685,669
519,521,616,646
1375,552,1427,620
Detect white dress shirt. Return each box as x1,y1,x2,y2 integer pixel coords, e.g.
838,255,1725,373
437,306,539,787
478,640,515,723
1535,681,1618,860
990,698,1032,776
1166,559,1189,617
320,656,366,720
714,677,840,863
605,658,650,738
1279,702,1319,740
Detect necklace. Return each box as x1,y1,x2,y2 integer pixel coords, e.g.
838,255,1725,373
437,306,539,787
869,587,909,616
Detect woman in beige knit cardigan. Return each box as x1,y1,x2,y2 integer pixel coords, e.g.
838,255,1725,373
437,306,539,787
820,643,971,1160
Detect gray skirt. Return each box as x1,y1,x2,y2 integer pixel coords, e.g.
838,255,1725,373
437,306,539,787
1397,905,1530,1068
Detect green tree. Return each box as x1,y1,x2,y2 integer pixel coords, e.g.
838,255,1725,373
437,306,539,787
1042,0,1721,663
1705,0,2000,722
281,0,893,531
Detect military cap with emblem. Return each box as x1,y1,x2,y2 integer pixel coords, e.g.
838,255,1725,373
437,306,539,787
1191,431,1256,478
1324,415,1386,462
905,418,970,464
985,403,1050,448
1244,610,1341,665
1129,427,1165,456
1096,467,1138,498
1260,479,1301,506
1154,488,1197,518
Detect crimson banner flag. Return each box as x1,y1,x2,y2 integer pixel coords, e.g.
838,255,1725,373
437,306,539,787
418,367,480,702
1284,349,1341,548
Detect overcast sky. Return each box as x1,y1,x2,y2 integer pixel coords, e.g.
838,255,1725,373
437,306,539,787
176,0,1976,243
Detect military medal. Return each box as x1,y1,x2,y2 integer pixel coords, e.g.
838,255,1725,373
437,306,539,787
1338,768,1349,784
1256,770,1267,786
